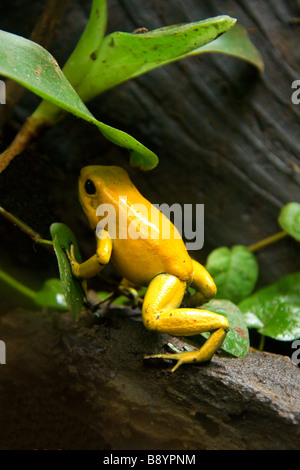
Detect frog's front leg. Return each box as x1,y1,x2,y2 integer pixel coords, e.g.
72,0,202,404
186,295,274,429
67,228,112,280
143,273,229,372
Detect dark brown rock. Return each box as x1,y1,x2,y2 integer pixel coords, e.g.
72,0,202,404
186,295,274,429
0,307,299,450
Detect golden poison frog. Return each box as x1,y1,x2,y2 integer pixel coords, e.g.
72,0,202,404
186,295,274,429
67,165,229,372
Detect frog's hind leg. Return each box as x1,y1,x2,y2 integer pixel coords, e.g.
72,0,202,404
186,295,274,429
143,273,229,372
186,259,217,306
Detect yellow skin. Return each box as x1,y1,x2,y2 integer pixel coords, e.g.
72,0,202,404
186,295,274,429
68,165,229,372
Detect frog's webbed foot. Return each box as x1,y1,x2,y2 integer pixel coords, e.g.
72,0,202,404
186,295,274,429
144,351,195,373
64,243,82,278
144,329,226,373
62,243,88,297
144,343,195,372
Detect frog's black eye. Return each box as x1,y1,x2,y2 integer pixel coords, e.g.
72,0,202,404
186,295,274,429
84,179,96,195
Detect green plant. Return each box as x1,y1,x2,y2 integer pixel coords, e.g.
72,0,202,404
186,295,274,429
202,202,300,354
0,0,263,172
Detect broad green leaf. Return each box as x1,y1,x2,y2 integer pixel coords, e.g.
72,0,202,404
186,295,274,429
206,245,259,304
50,223,84,320
0,29,158,171
187,24,264,73
75,15,237,101
198,299,249,357
243,311,264,330
278,202,300,241
239,272,300,341
35,278,67,310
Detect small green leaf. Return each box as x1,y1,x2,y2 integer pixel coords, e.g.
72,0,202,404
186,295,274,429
278,202,300,241
75,15,236,100
50,223,84,320
239,272,300,341
188,24,264,73
206,245,259,304
0,29,158,171
199,299,249,357
35,278,67,310
97,122,158,170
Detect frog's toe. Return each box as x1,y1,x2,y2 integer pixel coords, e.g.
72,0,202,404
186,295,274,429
144,352,184,372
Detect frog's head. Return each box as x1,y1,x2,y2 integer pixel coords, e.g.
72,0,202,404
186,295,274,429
79,165,133,229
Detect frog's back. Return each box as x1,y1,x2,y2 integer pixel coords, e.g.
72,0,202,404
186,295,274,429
111,195,193,286
112,238,193,287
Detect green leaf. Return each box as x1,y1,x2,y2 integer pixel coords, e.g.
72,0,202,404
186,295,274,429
75,15,237,101
187,24,264,73
206,245,259,304
0,29,158,171
278,202,300,241
199,299,249,357
239,272,300,341
50,223,84,320
35,278,67,310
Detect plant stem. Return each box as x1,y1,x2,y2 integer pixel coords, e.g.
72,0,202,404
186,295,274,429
0,268,36,300
248,230,288,253
258,334,265,352
0,206,53,250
